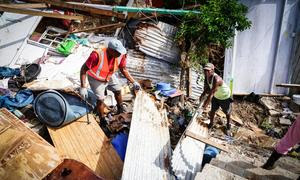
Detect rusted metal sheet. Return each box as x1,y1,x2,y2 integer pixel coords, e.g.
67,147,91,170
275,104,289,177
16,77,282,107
0,108,62,180
123,50,204,99
134,21,180,64
122,91,173,180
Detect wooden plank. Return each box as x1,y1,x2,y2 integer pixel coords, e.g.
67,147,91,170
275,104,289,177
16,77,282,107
276,83,300,88
0,3,47,9
29,0,125,19
122,91,173,180
0,6,84,20
185,130,229,152
0,108,62,179
47,114,123,179
64,22,125,34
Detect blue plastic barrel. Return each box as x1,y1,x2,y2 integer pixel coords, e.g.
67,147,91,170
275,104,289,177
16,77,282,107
111,132,128,161
34,90,92,127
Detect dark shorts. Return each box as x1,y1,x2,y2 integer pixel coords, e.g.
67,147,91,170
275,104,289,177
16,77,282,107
211,97,233,114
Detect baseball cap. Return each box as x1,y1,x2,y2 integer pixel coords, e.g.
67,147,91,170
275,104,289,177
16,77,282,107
203,63,215,71
108,39,127,54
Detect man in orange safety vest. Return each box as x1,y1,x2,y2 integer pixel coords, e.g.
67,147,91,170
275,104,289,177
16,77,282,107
80,39,140,123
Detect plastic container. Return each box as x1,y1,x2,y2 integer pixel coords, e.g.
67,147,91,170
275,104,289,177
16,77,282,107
202,146,220,167
111,132,128,161
34,90,92,127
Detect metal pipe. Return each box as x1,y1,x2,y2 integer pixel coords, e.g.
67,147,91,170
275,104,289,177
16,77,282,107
113,6,200,15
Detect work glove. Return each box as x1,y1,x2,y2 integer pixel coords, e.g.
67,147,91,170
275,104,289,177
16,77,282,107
79,87,88,99
133,81,141,91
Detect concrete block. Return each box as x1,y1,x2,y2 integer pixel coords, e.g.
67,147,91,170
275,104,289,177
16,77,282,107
195,164,246,180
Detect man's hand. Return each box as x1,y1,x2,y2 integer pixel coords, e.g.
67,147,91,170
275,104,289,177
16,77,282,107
133,81,141,91
79,87,88,99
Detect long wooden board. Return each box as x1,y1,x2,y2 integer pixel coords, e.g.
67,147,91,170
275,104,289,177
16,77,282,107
0,6,84,20
0,108,62,179
185,130,229,152
48,114,123,179
0,3,47,9
29,0,125,18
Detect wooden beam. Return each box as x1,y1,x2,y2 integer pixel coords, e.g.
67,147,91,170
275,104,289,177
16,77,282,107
0,6,84,20
28,0,125,19
276,83,300,88
0,3,47,9
185,130,229,152
66,22,125,34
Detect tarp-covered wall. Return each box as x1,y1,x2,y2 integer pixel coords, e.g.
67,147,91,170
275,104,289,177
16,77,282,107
224,0,300,95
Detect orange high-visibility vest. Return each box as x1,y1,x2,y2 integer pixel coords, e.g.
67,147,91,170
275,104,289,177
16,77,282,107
87,48,122,82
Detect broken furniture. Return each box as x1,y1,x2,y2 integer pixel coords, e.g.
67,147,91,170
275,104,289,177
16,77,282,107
0,108,62,179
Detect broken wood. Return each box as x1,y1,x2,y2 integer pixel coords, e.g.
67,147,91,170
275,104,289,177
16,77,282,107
185,130,229,152
63,22,125,34
29,0,125,18
0,6,84,20
0,108,62,179
47,114,123,179
122,91,172,179
0,3,47,9
276,83,300,88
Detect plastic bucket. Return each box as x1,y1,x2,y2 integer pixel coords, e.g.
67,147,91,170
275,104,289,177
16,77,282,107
34,90,91,127
202,146,220,167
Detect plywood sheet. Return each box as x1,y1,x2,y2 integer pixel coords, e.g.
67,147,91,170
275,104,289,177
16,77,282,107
122,91,173,180
0,108,62,180
48,114,123,179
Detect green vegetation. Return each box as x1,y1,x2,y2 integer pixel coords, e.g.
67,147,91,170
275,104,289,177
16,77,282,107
176,0,251,67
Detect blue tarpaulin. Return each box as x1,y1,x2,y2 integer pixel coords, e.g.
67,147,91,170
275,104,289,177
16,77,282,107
0,89,33,111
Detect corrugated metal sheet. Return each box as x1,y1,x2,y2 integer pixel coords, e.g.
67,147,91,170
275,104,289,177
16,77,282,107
171,110,208,180
134,21,180,64
122,91,173,180
121,50,204,99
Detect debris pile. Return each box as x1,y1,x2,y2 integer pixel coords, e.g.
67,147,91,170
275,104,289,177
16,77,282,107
0,1,299,180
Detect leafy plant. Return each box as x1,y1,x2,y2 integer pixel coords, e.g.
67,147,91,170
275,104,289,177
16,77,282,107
176,0,251,67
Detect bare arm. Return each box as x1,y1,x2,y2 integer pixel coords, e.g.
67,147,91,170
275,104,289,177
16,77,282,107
202,76,223,109
80,64,89,88
199,80,209,101
120,67,135,84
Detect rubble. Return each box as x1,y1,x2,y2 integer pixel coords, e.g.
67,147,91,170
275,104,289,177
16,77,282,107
0,1,300,179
